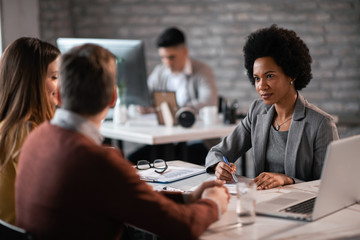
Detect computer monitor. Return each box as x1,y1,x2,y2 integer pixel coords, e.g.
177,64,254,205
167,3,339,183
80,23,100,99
56,38,151,107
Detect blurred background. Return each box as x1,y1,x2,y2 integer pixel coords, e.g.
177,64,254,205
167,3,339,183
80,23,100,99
1,0,359,138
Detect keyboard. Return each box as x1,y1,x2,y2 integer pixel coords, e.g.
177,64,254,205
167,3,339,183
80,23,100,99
283,197,316,214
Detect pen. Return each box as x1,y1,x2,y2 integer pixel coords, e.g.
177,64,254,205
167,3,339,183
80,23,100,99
222,156,238,183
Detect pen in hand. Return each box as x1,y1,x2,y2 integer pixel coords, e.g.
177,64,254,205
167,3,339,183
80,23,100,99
222,156,238,183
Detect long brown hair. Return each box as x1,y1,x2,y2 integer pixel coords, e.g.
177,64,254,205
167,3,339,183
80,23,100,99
0,37,60,168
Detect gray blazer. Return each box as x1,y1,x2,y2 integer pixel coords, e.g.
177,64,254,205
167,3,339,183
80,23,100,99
205,93,339,182
147,58,218,113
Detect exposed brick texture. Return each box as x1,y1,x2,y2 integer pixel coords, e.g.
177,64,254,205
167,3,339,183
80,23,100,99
39,0,360,137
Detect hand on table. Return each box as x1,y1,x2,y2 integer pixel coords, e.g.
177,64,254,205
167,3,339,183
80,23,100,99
253,172,294,190
214,161,237,183
201,183,231,215
189,180,227,202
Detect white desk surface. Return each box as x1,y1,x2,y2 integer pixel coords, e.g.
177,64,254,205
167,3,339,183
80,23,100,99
100,113,237,145
151,161,360,240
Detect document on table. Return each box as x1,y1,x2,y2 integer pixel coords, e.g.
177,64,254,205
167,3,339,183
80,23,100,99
137,166,206,183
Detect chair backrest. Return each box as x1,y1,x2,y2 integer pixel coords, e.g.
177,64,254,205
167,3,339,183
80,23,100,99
0,219,33,240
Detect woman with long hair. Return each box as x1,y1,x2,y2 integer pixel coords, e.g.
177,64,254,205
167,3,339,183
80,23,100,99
0,37,60,224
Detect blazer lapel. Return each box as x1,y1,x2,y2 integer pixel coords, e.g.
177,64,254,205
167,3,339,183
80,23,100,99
284,93,306,177
253,105,275,176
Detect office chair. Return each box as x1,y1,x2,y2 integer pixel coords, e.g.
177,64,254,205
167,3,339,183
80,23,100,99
0,219,34,240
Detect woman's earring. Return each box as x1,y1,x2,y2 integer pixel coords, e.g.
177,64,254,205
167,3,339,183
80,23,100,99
290,81,294,85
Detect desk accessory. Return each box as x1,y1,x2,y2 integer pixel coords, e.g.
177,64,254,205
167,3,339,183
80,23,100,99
137,165,205,183
160,102,174,127
199,106,219,126
256,134,360,221
153,91,178,125
222,99,238,124
222,156,238,183
176,107,195,128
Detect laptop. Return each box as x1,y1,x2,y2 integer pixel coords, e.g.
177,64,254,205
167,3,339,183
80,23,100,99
256,134,360,221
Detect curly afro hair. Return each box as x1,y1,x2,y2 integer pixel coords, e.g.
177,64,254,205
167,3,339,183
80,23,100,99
243,25,312,90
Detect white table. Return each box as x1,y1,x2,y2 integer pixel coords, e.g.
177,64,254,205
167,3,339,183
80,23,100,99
100,113,237,145
152,161,360,240
101,114,238,163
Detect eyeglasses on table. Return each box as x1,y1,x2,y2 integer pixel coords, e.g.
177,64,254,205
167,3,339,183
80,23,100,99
136,159,168,174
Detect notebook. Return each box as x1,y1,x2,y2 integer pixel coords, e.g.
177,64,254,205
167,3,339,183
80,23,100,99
137,165,206,183
256,134,360,221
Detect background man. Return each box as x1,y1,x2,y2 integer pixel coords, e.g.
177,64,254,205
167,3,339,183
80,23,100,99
144,27,218,112
130,27,219,164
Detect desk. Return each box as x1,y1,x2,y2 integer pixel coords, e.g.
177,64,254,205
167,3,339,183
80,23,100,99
100,114,237,145
153,161,360,240
101,114,238,164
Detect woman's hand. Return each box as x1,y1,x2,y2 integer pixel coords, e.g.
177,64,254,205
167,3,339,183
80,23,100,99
214,162,237,183
253,172,294,190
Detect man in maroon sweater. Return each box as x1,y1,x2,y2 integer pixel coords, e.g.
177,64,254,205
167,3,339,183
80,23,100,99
15,44,230,240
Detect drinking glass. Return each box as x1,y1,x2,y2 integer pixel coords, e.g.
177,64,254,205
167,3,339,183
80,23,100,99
236,181,256,225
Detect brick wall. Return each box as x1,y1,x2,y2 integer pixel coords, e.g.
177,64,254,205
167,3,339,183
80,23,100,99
39,0,360,122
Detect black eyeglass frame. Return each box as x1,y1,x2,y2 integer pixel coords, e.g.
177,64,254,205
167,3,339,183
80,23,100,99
136,159,168,174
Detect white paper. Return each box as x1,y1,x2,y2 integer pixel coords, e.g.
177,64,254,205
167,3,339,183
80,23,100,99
137,166,206,183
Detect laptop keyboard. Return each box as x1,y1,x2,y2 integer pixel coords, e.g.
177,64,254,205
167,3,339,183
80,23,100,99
283,197,316,214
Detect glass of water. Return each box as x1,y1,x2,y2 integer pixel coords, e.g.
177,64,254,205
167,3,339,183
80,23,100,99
236,181,256,225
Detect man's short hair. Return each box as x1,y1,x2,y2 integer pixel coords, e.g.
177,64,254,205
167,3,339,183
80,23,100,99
59,44,116,115
156,27,186,48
